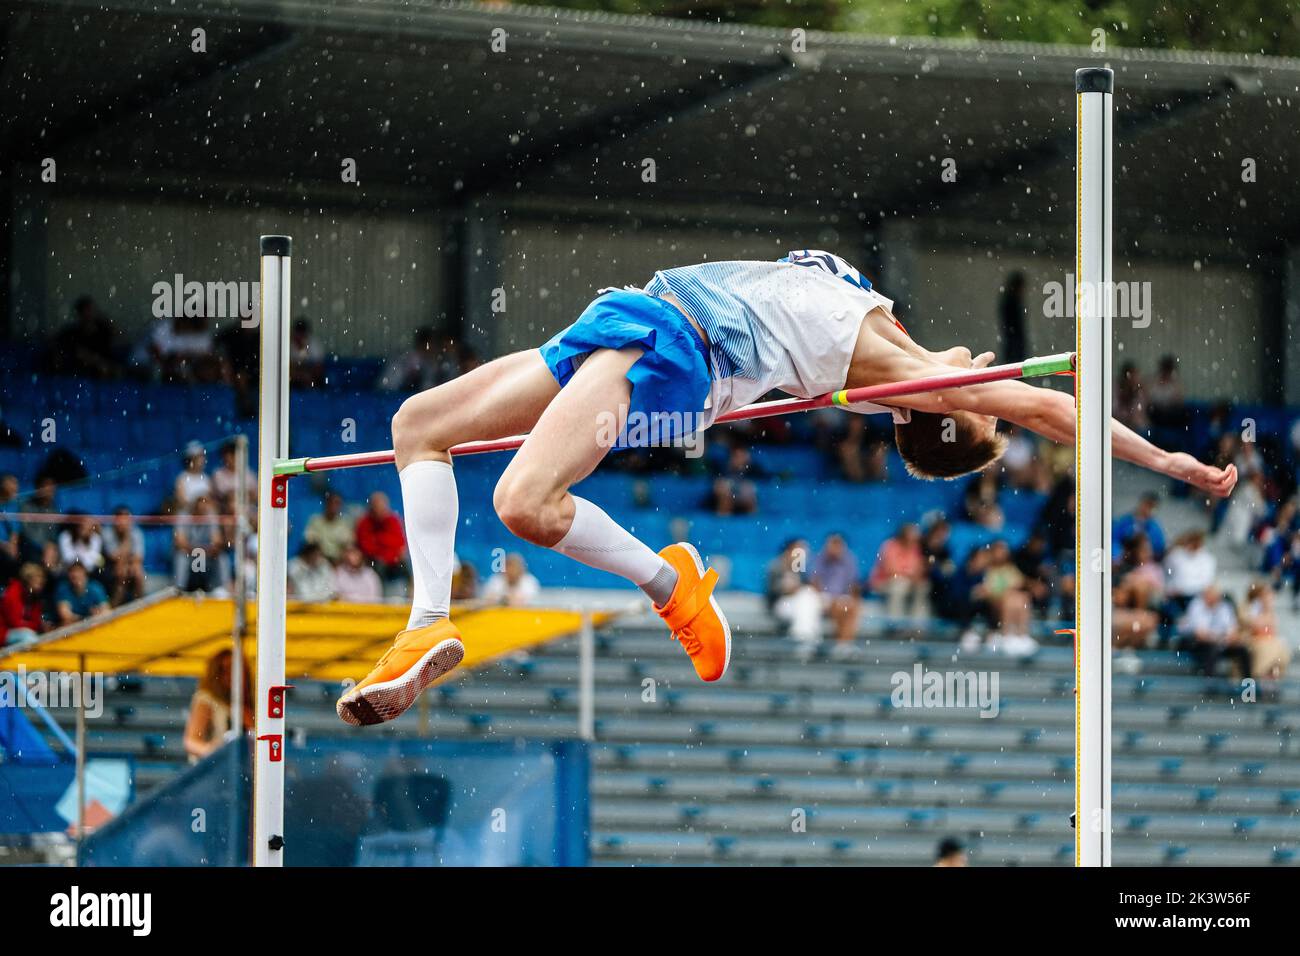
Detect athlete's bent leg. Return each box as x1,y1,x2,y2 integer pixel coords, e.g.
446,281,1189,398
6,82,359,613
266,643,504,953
395,351,559,627
337,352,560,726
493,348,668,581
493,347,731,681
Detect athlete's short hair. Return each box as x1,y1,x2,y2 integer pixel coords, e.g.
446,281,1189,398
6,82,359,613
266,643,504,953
894,410,1008,480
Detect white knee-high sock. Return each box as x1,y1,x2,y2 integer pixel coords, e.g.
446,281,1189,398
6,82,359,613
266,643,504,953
553,496,676,603
399,459,458,630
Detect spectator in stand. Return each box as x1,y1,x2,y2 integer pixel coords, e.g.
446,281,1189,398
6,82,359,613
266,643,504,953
210,439,256,509
936,545,995,645
1179,584,1250,680
1261,497,1297,546
288,542,336,602
999,424,1043,491
173,442,212,511
921,517,952,569
766,537,806,609
1113,570,1161,657
1147,355,1188,449
334,544,384,602
39,540,65,582
102,506,147,606
481,553,540,607
304,491,355,563
1262,516,1300,612
979,539,1035,651
868,523,929,619
451,554,480,600
835,417,888,483
50,295,123,379
57,513,105,577
811,533,861,652
1,563,49,646
18,476,60,561
1234,437,1265,485
705,445,764,516
289,317,326,388
1117,534,1165,607
173,496,229,595
1114,536,1162,666
1113,492,1166,560
934,835,969,868
1206,432,1240,530
1258,496,1297,565
54,561,109,625
146,312,221,383
38,448,87,487
1163,529,1217,616
0,482,19,584
1240,582,1289,683
1058,568,1076,621
355,492,409,593
1219,469,1267,548
183,648,254,763
217,315,260,418
0,472,17,508
998,271,1027,364
961,470,1005,531
766,537,822,649
377,327,457,392
921,517,958,608
1112,361,1149,432
1013,529,1057,615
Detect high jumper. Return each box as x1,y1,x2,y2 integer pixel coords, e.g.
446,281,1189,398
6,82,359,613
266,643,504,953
330,248,1237,727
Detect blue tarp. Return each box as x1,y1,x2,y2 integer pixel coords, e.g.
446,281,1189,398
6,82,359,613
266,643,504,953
80,736,589,866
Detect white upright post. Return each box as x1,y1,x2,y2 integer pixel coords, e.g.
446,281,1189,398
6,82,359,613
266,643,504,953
1075,68,1113,867
254,235,292,866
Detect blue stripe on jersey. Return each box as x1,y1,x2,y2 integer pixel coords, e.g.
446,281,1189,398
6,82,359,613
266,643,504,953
644,264,750,380
778,249,874,291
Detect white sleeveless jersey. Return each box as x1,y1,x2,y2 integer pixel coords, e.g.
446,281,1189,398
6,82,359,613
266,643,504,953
643,250,895,427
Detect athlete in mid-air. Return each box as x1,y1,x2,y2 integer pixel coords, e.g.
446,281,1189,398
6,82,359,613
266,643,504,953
336,250,1237,726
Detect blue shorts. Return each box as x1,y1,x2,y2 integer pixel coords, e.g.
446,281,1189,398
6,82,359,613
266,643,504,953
539,289,712,446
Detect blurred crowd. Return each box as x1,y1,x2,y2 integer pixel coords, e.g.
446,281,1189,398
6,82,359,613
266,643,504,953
45,295,481,415
765,465,1292,685
0,437,542,647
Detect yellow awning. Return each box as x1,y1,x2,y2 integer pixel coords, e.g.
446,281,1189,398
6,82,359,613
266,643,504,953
0,591,613,681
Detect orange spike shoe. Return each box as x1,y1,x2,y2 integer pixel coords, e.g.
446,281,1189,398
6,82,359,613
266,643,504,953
654,543,731,682
336,619,464,726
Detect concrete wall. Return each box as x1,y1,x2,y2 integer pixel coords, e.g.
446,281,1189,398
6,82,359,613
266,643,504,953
905,245,1270,403
11,192,443,359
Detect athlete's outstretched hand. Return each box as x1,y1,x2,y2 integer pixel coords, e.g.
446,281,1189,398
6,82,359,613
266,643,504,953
1163,453,1238,499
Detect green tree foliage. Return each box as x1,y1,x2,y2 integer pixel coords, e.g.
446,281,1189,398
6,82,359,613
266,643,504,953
510,0,1300,56
514,0,842,31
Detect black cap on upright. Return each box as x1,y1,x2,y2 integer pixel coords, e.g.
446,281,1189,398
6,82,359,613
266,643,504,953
260,235,292,257
1075,67,1114,94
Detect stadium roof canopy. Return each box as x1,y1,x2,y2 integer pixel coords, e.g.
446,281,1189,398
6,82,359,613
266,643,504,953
0,589,612,680
1,0,1298,254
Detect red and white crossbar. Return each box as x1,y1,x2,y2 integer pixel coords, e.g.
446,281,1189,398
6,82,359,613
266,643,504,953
275,351,1075,477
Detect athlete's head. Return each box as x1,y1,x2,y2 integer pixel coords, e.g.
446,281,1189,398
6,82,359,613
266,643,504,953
894,409,1007,480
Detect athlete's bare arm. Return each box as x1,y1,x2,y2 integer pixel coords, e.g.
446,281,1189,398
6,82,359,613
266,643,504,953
865,347,1238,499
